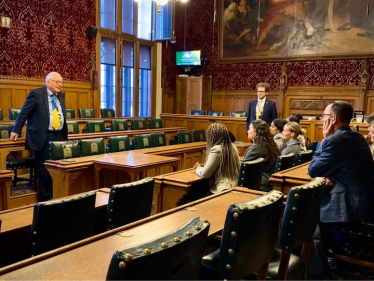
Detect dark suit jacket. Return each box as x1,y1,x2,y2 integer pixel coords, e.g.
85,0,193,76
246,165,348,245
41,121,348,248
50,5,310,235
242,142,276,192
309,126,374,223
12,87,68,151
246,98,277,129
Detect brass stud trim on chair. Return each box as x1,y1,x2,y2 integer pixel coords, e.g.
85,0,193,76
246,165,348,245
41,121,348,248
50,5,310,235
228,249,234,255
33,231,37,235
292,207,297,211
186,231,193,237
290,220,295,224
124,253,133,260
173,237,181,243
194,226,201,231
143,248,151,254
160,242,168,248
294,193,300,198
203,219,209,223
226,264,232,270
119,261,127,269
233,212,239,219
231,231,237,237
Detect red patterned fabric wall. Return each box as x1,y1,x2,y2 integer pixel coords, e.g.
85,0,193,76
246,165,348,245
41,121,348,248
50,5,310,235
162,0,374,91
0,0,95,81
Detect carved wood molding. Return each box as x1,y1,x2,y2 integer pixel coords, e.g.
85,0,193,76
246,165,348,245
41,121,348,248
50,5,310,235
0,76,90,85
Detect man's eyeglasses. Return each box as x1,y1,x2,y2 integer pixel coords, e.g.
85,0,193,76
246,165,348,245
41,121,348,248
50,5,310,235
321,114,333,119
49,80,63,85
257,91,266,93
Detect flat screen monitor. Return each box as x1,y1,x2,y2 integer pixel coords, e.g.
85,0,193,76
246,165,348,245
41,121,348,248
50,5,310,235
176,50,201,66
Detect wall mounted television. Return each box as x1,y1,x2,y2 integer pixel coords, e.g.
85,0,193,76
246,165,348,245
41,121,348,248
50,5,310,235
176,50,201,66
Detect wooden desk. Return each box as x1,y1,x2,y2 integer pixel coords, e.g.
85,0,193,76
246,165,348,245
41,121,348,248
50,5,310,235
45,143,207,200
0,189,110,268
94,154,180,190
0,188,265,279
0,127,185,171
154,169,209,213
270,162,311,195
160,113,370,144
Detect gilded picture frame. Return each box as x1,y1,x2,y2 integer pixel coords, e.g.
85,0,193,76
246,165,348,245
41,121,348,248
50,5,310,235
219,0,374,63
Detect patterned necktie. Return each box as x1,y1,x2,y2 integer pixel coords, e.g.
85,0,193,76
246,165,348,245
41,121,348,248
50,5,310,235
256,99,263,120
52,94,60,130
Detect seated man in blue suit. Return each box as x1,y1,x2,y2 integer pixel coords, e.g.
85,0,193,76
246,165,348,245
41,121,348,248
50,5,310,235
309,101,374,223
246,82,277,130
308,101,374,278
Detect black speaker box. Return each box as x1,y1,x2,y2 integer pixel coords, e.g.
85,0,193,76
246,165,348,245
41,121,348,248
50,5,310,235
87,26,98,38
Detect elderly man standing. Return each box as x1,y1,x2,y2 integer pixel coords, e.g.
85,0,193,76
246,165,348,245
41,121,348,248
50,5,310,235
246,82,277,130
309,101,374,223
10,72,68,201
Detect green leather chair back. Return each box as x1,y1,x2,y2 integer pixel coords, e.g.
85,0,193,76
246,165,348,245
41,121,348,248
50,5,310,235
149,118,163,129
190,110,205,115
107,136,131,153
49,140,80,160
78,108,95,118
0,124,13,139
132,119,147,130
111,119,128,131
86,121,105,133
9,108,21,120
237,158,265,190
101,108,115,118
65,109,75,119
151,132,166,147
208,111,224,116
0,108,3,120
177,131,192,144
66,121,79,134
230,111,247,117
193,129,206,142
274,153,295,173
294,150,314,166
106,177,155,230
80,138,105,156
134,134,154,149
106,217,210,280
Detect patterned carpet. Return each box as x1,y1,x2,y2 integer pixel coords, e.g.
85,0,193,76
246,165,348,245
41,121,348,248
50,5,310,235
11,175,36,195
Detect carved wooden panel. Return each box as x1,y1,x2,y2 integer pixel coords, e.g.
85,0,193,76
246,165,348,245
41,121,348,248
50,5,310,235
284,86,366,117
0,78,93,120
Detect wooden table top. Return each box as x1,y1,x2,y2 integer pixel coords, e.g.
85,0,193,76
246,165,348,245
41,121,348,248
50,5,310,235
271,162,311,182
154,168,202,185
0,188,264,279
0,189,110,233
94,153,179,168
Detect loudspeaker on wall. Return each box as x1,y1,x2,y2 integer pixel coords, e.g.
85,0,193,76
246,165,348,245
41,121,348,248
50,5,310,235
87,26,98,38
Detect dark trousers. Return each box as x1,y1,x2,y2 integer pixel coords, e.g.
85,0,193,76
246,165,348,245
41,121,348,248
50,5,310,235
34,131,65,201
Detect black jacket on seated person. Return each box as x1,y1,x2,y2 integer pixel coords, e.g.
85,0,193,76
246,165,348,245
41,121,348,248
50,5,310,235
242,143,275,192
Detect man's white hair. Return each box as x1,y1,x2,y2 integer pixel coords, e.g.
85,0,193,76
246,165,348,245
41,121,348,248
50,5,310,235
45,72,62,82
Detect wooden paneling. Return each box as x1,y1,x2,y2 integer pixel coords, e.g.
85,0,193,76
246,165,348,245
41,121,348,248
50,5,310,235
160,113,248,142
0,78,93,120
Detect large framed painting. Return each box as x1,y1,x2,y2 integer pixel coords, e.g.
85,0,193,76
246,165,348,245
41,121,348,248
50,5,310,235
220,0,374,63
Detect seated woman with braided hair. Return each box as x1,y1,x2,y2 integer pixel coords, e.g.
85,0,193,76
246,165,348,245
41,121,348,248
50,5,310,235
193,123,240,193
243,120,280,191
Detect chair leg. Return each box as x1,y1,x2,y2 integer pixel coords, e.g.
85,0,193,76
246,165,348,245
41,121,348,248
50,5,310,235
277,249,291,280
300,239,314,280
29,167,34,185
257,261,269,280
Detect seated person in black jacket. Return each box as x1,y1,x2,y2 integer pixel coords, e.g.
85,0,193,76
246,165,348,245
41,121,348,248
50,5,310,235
242,120,280,191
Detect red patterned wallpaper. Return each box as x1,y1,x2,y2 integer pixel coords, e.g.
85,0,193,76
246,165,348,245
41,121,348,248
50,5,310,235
162,0,374,91
0,0,95,81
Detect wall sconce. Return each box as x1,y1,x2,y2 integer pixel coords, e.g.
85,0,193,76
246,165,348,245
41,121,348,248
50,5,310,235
0,16,11,28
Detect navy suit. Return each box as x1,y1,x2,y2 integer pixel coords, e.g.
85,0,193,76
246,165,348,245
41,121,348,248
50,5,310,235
246,98,277,130
309,126,374,223
12,87,67,200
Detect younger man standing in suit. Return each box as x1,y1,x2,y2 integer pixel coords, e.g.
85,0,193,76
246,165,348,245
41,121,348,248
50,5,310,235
10,72,68,201
246,82,277,130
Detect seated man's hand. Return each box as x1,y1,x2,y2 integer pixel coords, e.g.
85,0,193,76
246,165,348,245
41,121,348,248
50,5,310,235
325,178,334,187
10,132,18,142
